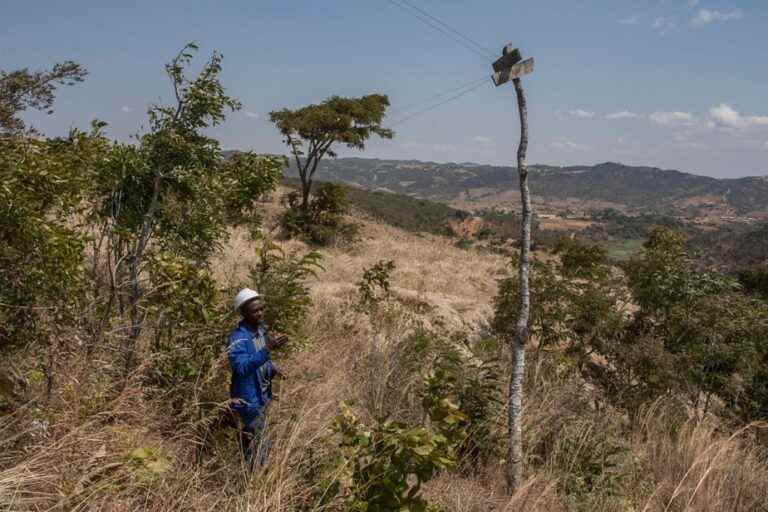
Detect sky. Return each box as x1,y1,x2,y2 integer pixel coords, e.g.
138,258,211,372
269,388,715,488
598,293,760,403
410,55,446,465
3,0,767,178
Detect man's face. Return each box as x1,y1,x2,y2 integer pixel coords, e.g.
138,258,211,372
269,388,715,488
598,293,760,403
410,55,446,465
241,299,265,325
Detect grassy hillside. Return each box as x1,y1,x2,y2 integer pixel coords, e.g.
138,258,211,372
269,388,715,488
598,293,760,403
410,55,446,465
3,193,768,511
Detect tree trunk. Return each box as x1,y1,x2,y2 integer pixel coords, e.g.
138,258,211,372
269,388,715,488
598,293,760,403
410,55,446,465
506,76,532,495
122,175,161,378
299,170,311,210
300,178,311,210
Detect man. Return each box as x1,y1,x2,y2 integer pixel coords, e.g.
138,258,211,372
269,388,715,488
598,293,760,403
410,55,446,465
228,288,287,468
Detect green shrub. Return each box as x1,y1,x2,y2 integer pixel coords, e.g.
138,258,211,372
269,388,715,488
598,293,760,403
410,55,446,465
280,182,358,246
145,253,226,395
334,370,467,512
454,238,473,250
425,350,503,467
250,239,323,340
738,264,768,300
356,259,396,312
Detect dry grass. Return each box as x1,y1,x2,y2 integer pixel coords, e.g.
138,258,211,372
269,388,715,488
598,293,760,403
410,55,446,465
631,403,768,512
3,198,768,511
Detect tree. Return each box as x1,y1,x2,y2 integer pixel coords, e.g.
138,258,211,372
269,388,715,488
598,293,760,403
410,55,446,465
91,43,281,376
0,124,111,397
608,227,764,415
1,61,87,136
494,240,625,373
0,57,96,395
269,95,393,210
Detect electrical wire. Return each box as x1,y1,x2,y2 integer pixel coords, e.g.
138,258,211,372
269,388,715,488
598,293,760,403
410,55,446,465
385,0,495,61
396,0,496,58
388,75,488,117
388,78,489,127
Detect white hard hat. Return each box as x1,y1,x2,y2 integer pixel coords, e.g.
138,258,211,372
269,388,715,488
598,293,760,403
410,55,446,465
233,288,262,312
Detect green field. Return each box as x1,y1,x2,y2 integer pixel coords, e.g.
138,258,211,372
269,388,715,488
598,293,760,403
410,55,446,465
604,238,645,261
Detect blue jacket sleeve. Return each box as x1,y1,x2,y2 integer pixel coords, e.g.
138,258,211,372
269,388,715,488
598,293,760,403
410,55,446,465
228,336,270,376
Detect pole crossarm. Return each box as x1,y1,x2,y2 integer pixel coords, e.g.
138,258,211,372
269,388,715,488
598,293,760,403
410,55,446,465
491,44,534,87
492,58,534,86
492,45,522,72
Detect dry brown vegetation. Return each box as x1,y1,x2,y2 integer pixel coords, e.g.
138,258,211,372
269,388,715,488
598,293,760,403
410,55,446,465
2,195,768,511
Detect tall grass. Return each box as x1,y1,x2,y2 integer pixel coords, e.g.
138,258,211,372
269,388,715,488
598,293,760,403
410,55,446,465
2,205,767,511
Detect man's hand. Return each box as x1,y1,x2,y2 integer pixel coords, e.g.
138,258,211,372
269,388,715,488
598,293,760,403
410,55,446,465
266,333,288,351
272,365,286,379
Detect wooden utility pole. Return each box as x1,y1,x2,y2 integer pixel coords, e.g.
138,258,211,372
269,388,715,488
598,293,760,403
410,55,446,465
492,43,534,495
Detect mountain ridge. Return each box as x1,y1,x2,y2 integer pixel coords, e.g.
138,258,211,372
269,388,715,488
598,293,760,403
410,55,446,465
283,157,768,216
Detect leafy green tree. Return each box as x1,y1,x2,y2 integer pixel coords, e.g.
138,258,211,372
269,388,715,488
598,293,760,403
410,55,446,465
0,125,110,397
91,43,279,375
494,240,625,370
494,260,570,352
624,227,734,318
1,61,87,135
601,227,765,416
219,152,284,229
494,229,768,421
269,94,393,210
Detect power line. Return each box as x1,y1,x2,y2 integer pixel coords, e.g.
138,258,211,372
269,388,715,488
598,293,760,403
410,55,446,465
389,78,489,127
397,0,495,58
385,0,494,61
389,75,488,117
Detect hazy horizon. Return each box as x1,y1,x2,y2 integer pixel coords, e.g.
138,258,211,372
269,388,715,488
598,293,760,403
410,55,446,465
238,151,768,180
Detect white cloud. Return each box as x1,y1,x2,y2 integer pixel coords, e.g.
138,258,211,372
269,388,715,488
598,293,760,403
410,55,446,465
551,139,590,151
653,16,677,32
120,106,133,113
245,111,260,119
605,110,642,120
568,109,595,119
650,111,695,126
691,8,743,26
472,136,494,146
618,16,638,25
709,103,768,129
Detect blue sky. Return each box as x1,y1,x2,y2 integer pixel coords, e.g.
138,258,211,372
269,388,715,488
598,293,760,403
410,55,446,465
3,0,767,178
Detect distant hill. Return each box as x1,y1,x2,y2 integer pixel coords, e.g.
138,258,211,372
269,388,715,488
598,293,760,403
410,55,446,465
280,177,465,235
284,158,768,216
